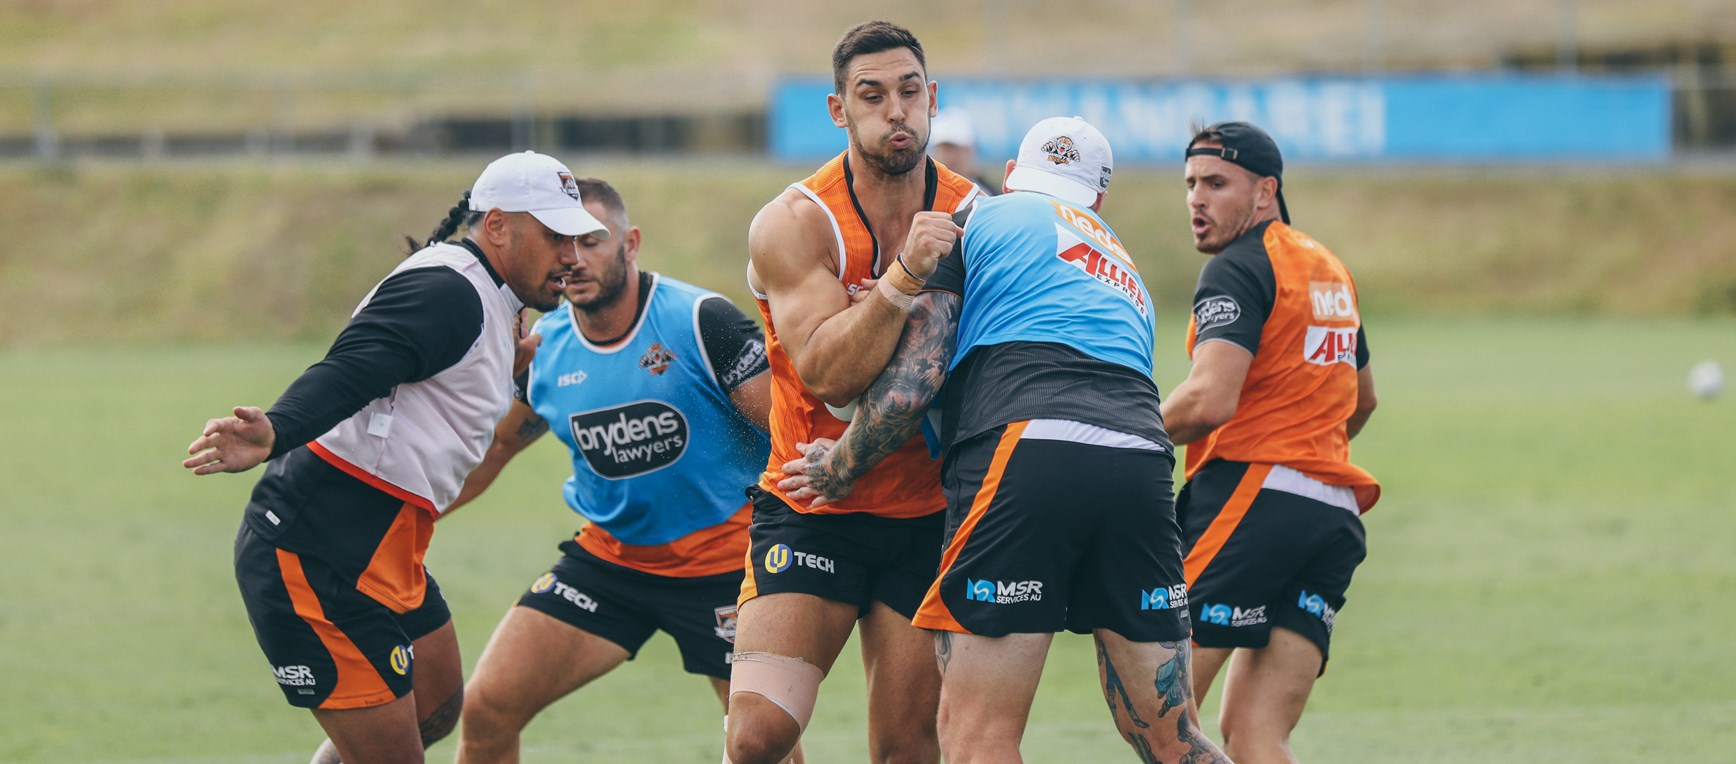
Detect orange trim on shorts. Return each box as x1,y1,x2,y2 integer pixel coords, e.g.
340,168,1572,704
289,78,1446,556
1182,463,1273,588
355,502,432,614
913,421,1029,634
306,441,437,515
736,543,760,608
274,548,398,710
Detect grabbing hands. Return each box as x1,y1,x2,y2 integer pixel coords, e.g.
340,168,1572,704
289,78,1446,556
775,438,854,508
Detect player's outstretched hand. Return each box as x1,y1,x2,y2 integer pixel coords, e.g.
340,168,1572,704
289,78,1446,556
777,438,852,508
899,211,962,280
184,406,276,476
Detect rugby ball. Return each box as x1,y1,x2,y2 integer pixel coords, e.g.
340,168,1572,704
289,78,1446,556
824,398,858,421
1688,360,1724,401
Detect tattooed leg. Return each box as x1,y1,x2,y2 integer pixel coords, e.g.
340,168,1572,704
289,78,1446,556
418,688,462,747
306,687,462,763
1096,630,1231,764
1096,636,1150,729
934,630,954,676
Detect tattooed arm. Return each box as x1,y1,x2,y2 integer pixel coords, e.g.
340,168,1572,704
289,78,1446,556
442,398,550,518
779,291,962,506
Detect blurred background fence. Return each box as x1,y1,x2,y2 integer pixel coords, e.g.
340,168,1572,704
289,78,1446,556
5,0,1736,161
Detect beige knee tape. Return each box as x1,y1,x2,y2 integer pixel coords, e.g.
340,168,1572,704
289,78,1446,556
728,651,825,730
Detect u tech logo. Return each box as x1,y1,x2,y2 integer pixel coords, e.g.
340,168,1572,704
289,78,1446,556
764,544,834,575
965,578,1043,605
531,572,600,613
531,572,558,594
389,644,413,676
1297,590,1338,632
1139,583,1188,611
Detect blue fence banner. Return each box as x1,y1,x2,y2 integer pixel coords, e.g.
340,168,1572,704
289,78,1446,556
769,73,1671,164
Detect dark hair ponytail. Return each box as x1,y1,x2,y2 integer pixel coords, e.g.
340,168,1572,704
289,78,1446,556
403,190,481,256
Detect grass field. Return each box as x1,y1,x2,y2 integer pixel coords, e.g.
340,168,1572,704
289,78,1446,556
1,315,1732,762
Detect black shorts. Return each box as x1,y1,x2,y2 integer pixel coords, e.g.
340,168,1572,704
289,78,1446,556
234,521,451,709
1179,460,1367,670
516,540,743,680
912,420,1189,643
738,486,945,619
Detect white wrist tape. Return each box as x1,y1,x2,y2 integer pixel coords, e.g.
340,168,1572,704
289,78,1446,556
877,276,917,311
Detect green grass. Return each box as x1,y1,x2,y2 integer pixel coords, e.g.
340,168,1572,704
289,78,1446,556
2,315,1732,762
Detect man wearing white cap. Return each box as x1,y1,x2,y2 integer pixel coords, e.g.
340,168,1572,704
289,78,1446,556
929,109,998,197
778,117,1229,763
184,150,604,763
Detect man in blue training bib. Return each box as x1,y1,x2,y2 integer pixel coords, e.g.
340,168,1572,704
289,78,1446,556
440,178,789,763
778,117,1229,764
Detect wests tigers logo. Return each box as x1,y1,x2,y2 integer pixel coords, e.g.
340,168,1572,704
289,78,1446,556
639,343,676,375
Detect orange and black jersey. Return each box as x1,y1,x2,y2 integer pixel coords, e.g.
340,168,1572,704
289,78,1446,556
754,153,978,519
1185,220,1380,511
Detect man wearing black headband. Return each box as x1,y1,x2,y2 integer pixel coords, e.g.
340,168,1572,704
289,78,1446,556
1163,121,1381,763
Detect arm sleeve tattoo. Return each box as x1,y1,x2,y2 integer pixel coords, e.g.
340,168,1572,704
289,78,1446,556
807,291,962,497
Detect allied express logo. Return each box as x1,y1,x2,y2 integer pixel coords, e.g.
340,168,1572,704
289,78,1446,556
765,544,793,574
568,400,689,479
639,343,676,375
389,645,412,676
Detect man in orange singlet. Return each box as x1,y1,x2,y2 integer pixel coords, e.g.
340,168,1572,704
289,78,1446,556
722,19,979,764
1163,121,1381,764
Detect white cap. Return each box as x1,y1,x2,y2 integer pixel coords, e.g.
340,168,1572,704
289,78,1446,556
930,109,976,148
1003,116,1113,207
468,151,610,239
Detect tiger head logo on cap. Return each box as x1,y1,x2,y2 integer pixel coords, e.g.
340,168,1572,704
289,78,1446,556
1041,136,1082,166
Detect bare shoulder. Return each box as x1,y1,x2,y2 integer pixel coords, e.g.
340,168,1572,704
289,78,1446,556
749,188,837,292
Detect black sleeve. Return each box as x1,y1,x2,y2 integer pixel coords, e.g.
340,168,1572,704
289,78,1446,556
1355,325,1370,369
696,296,770,394
265,268,485,459
921,203,976,297
1191,242,1276,355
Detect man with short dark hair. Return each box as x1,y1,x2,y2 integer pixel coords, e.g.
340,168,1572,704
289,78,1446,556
1164,120,1380,764
725,18,978,764
184,151,599,763
442,178,790,763
778,116,1231,764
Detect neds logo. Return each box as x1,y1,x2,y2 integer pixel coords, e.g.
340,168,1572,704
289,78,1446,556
568,400,689,479
1308,281,1356,321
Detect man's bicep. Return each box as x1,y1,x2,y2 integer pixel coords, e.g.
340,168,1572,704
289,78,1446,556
751,206,848,366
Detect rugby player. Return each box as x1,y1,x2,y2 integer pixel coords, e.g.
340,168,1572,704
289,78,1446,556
1163,121,1380,764
778,117,1230,764
184,151,602,763
723,19,978,764
440,178,793,763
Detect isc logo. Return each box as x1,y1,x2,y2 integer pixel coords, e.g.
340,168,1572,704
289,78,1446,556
1308,281,1356,320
